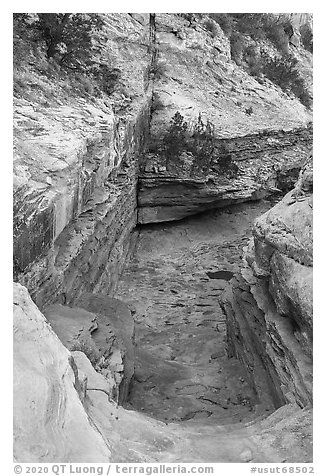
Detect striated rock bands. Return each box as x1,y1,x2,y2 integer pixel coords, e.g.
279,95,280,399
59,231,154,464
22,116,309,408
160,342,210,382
13,13,313,463
138,126,312,224
15,101,151,309
222,160,312,408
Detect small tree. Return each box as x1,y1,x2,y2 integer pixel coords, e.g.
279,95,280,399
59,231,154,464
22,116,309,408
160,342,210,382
233,13,266,41
163,112,188,159
35,13,104,68
160,112,239,177
262,54,311,108
217,143,239,177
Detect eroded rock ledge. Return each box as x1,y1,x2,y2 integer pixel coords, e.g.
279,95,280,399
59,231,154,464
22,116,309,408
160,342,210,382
221,160,313,408
14,100,151,309
137,126,312,224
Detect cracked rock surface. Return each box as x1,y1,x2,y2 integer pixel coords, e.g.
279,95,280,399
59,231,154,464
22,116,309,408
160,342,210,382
116,201,279,423
14,281,312,463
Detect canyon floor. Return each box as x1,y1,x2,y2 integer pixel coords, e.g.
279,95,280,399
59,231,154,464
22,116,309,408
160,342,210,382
110,199,312,462
117,200,273,423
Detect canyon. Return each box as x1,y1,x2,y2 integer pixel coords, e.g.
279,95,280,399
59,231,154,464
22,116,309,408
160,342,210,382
13,13,313,463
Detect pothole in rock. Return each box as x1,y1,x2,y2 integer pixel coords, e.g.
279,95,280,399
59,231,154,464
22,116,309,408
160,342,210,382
206,270,234,280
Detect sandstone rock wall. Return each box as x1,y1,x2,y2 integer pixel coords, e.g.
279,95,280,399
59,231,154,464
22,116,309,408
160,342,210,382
13,283,112,462
138,126,312,224
221,160,313,408
13,13,154,309
14,12,313,301
14,282,313,463
14,100,151,309
150,14,312,140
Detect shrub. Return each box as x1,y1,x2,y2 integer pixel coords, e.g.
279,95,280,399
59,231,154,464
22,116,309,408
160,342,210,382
262,54,312,109
232,13,291,54
211,13,291,57
149,61,168,80
244,45,264,77
13,13,104,69
189,113,216,173
161,112,238,177
230,32,244,64
13,13,123,98
263,16,290,55
216,142,239,177
232,13,266,41
35,14,104,68
209,14,233,37
245,106,253,115
300,24,313,53
204,19,218,37
163,112,188,159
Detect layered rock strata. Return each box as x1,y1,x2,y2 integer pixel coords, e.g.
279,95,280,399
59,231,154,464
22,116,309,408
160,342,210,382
13,251,313,463
14,101,150,309
13,13,154,309
221,160,313,408
137,12,312,225
138,126,312,224
14,12,313,301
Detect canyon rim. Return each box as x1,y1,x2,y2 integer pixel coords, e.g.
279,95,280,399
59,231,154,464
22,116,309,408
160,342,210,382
13,12,313,464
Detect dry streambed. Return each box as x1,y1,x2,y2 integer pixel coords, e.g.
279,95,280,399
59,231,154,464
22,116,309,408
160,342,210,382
116,201,275,426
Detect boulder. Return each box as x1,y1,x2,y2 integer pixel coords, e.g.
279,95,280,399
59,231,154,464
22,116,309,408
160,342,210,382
43,294,135,404
13,283,111,462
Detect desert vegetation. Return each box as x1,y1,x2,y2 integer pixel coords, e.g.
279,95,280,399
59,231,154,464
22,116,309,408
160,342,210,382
206,13,312,109
150,111,238,177
13,13,121,99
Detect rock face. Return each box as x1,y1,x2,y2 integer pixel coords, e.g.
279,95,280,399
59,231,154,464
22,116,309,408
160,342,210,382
13,13,152,309
136,13,312,225
13,283,112,462
138,127,312,224
221,159,313,408
150,14,312,139
14,13,312,301
43,293,135,404
13,13,313,464
14,100,150,309
13,238,313,464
